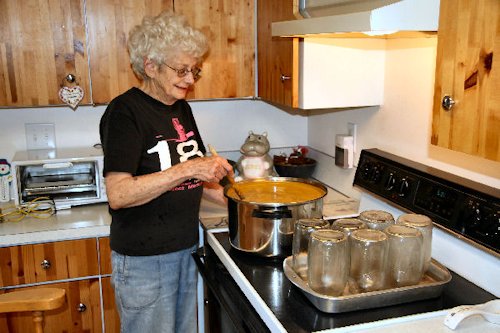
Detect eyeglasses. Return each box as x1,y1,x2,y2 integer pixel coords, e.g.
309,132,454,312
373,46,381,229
163,63,202,80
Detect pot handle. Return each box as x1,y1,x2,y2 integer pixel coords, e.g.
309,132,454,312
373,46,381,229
252,207,292,219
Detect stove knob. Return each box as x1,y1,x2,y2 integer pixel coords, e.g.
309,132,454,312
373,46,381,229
385,172,396,191
398,178,410,197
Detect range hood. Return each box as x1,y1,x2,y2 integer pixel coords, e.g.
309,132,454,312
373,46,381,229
272,0,440,37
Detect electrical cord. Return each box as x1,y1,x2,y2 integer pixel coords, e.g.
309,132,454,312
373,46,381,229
0,197,55,222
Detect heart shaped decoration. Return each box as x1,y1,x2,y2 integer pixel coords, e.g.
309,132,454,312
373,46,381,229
59,86,84,109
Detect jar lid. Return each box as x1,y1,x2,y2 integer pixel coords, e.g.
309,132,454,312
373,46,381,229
351,229,387,242
397,214,432,227
311,229,346,242
359,210,395,224
331,218,366,231
385,224,422,238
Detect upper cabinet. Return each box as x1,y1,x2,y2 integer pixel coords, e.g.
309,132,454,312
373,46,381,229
0,0,91,107
431,0,500,162
257,0,386,110
257,0,298,108
0,0,254,108
86,0,174,105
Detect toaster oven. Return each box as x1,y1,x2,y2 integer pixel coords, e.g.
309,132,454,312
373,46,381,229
11,147,107,210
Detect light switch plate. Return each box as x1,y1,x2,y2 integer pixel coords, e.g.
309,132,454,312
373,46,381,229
25,123,56,150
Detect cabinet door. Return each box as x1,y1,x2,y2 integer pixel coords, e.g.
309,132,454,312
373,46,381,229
86,0,174,105
257,0,299,108
431,0,500,161
175,0,255,99
0,279,102,333
98,237,112,275
0,239,99,287
0,0,91,107
32,238,99,282
102,277,120,333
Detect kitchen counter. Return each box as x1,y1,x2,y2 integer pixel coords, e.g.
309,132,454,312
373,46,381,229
0,198,229,247
0,185,356,247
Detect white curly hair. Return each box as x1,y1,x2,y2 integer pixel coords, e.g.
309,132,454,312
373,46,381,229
128,11,208,79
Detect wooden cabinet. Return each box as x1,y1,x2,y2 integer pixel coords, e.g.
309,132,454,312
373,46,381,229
0,237,119,332
0,0,91,107
175,0,255,99
0,238,98,287
256,1,384,110
431,0,500,161
98,237,112,275
0,0,254,107
86,0,174,105
102,277,120,333
0,280,102,332
257,0,299,108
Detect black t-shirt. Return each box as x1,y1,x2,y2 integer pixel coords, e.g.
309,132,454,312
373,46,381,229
100,87,206,256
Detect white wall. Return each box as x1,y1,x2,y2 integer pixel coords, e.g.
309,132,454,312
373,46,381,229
308,37,500,197
0,99,307,164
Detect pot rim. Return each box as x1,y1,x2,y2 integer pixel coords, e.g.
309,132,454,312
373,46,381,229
223,176,327,206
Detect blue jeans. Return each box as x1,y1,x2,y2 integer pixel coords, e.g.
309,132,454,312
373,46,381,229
111,245,198,333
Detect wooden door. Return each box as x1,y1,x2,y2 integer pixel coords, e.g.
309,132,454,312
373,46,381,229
175,0,255,99
0,279,102,333
86,0,174,104
431,0,500,161
257,0,299,108
0,0,91,107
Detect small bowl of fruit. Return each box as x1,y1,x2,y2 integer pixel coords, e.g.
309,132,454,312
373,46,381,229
273,146,317,179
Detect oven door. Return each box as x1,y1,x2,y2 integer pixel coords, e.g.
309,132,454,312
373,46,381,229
192,247,270,333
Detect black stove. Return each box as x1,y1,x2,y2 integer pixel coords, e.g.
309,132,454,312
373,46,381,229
197,232,496,333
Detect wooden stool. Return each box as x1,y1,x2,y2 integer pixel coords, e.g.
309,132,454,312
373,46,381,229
0,288,66,333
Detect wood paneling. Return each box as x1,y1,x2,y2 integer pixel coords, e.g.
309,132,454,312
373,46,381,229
86,0,174,104
175,0,255,99
431,0,500,161
257,0,298,108
0,0,90,107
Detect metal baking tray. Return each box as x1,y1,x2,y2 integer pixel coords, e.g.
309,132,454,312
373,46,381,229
283,256,452,313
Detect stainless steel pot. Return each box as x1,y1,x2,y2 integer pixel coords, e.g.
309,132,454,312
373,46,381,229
224,177,327,257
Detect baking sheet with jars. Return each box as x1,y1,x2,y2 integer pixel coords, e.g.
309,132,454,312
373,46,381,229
285,210,451,313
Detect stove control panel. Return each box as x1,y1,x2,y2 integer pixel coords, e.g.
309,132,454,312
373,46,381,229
354,149,500,255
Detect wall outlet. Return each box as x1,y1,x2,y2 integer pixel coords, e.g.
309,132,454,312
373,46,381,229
25,123,56,150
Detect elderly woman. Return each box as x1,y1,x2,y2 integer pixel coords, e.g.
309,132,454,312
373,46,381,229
99,11,232,333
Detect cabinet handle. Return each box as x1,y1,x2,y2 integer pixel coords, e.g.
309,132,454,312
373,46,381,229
41,259,51,269
280,74,291,82
65,73,76,83
442,95,456,111
77,303,87,312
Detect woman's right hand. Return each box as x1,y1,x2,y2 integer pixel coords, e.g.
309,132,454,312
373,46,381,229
185,156,233,183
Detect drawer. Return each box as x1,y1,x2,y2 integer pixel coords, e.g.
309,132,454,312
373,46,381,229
0,238,99,287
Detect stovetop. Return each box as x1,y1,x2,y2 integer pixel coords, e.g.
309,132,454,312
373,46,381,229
209,232,496,332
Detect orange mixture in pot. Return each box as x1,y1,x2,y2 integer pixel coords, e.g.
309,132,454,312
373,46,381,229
226,180,326,204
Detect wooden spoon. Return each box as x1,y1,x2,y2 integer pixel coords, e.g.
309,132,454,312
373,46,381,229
207,145,244,200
